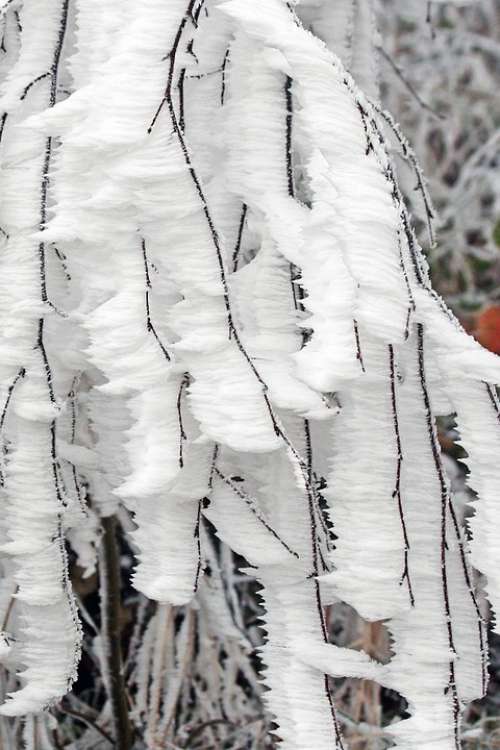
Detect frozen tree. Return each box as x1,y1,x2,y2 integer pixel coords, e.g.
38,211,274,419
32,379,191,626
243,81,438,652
0,0,499,748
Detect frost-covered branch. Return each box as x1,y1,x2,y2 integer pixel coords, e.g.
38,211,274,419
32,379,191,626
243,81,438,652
0,1,499,748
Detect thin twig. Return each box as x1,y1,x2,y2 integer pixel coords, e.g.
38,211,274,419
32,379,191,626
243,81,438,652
56,705,115,746
417,324,460,749
377,46,444,120
213,468,299,559
388,344,415,606
141,237,171,361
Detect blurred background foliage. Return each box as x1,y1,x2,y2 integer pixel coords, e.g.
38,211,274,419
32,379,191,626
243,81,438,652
380,0,500,350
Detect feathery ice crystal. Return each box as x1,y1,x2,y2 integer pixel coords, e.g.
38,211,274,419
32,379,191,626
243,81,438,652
0,1,499,748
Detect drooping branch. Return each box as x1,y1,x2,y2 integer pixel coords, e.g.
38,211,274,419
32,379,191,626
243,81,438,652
388,344,414,606
416,324,460,748
141,237,171,362
213,467,300,560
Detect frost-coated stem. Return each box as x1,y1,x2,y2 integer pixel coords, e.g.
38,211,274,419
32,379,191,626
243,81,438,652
99,516,133,750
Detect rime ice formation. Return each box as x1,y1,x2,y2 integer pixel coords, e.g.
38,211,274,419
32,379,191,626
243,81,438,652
0,0,499,747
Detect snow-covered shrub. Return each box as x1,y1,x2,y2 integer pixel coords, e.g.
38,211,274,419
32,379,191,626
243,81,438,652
0,1,499,748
